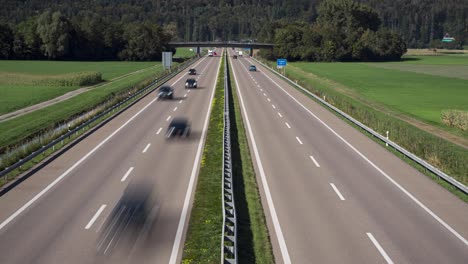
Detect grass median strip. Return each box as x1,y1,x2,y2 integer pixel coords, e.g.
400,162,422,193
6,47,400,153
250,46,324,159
182,56,224,263
228,58,275,263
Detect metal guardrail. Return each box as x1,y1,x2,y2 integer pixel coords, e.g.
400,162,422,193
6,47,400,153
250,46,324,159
253,58,468,195
221,51,238,263
0,56,200,180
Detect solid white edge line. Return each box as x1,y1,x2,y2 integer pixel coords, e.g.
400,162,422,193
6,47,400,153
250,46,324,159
168,52,222,264
367,233,394,264
251,57,468,247
142,143,151,153
330,183,345,201
166,115,172,121
296,137,303,145
230,54,292,264
309,155,320,168
85,204,107,230
121,167,134,182
156,127,162,135
0,55,208,232
285,122,291,129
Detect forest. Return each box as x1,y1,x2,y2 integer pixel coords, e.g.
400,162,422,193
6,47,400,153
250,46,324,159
0,0,466,60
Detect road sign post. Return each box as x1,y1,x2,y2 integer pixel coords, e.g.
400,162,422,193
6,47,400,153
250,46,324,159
277,59,287,76
162,52,173,71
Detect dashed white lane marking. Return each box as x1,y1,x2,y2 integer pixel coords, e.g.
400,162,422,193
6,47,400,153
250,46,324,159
267,98,271,102
263,93,267,96
173,107,178,112
257,85,261,88
285,122,291,128
330,183,345,200
156,127,162,135
142,143,151,153
121,167,134,182
309,156,320,167
179,100,183,104
85,204,107,230
278,112,283,117
187,90,191,93
272,104,276,109
184,94,188,97
367,233,394,264
260,88,263,91
166,115,172,121
296,137,303,145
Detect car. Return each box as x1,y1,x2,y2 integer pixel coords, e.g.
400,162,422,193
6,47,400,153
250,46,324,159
249,65,257,71
188,68,196,75
166,118,191,138
233,55,237,59
185,78,197,88
157,86,174,100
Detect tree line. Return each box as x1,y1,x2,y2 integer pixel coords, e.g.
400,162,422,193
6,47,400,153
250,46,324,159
262,0,407,61
0,10,174,60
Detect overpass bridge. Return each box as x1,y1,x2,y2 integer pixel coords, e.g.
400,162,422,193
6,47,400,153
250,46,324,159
169,41,274,56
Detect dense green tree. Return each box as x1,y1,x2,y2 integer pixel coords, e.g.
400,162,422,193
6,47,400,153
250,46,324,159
36,11,74,59
119,23,172,61
0,23,14,59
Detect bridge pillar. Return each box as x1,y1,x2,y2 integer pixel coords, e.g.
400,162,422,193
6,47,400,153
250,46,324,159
196,46,201,56
249,48,253,57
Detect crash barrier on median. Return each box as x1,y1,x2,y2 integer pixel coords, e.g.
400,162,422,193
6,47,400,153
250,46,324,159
0,56,201,181
222,51,238,264
253,58,468,195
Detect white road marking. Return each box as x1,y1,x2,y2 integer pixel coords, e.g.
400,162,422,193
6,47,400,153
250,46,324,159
367,233,394,264
263,93,267,96
0,55,210,232
187,90,191,93
309,156,320,167
230,56,291,264
169,54,222,264
330,183,345,200
296,137,303,145
260,88,263,91
166,115,172,121
285,122,291,128
272,104,276,109
179,100,183,104
184,94,188,97
267,98,271,102
121,167,134,182
278,112,283,118
85,204,107,230
142,143,151,153
173,107,178,112
156,127,162,135
257,85,261,88
253,59,468,246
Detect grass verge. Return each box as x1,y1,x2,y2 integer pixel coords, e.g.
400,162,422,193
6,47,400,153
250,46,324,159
182,56,224,263
228,57,275,263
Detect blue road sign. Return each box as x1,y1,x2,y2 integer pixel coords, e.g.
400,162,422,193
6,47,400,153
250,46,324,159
277,59,287,66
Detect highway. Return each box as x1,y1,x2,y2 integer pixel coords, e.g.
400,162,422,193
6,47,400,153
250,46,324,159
228,49,468,263
0,51,221,264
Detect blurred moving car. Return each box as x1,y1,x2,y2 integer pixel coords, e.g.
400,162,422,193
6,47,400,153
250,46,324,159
157,86,174,100
188,68,196,75
249,65,257,71
185,78,197,89
166,118,191,138
233,55,237,59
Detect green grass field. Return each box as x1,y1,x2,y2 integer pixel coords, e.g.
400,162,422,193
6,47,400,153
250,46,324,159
291,55,468,129
0,61,161,115
174,47,198,58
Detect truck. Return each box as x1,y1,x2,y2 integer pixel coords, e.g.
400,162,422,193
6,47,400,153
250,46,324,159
208,50,213,56
238,50,243,57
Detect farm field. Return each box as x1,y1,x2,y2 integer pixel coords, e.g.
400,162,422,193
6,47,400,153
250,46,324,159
0,60,161,115
290,55,468,132
174,47,198,58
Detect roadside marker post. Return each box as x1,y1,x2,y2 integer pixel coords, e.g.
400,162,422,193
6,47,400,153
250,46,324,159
386,131,389,147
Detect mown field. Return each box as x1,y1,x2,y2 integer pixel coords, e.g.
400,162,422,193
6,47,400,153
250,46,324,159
174,47,198,58
0,60,161,115
290,55,468,132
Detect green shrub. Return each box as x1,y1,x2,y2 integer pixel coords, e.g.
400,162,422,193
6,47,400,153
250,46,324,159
35,71,103,86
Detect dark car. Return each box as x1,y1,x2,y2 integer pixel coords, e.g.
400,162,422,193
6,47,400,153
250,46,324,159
157,86,174,100
185,78,197,89
166,118,191,138
249,65,257,71
188,68,196,75
233,55,238,59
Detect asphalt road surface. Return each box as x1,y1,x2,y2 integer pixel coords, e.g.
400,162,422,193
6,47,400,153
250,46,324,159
228,49,468,264
0,51,222,264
